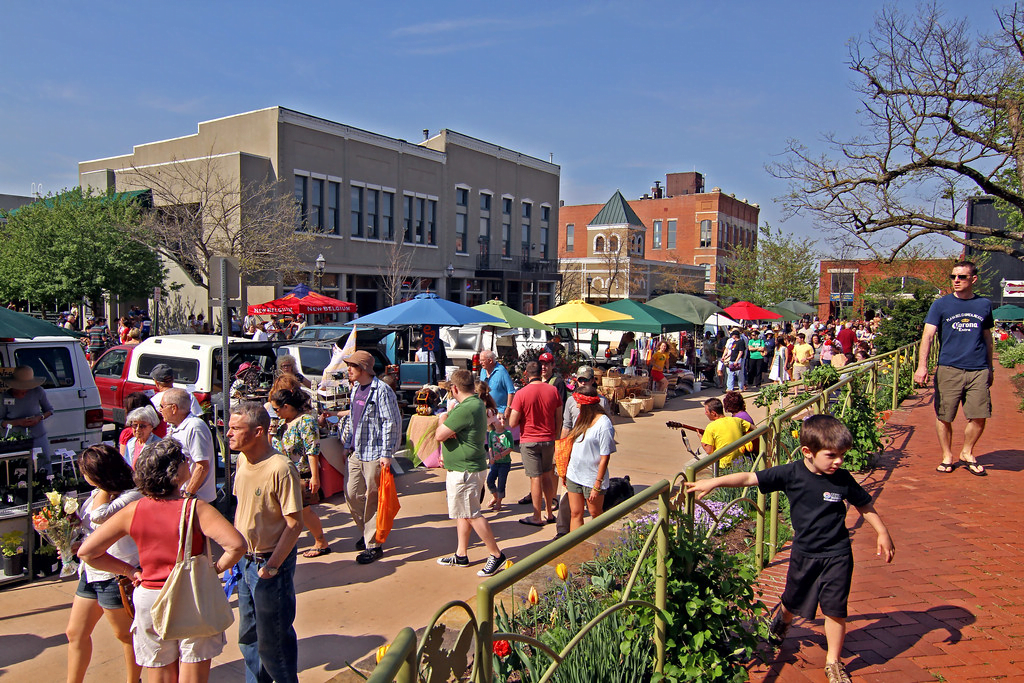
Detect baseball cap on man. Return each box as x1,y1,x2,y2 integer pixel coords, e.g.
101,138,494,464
538,352,555,363
730,329,742,337
575,365,595,380
150,364,174,383
344,350,375,375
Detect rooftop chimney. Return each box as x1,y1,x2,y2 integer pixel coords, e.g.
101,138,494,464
423,129,430,141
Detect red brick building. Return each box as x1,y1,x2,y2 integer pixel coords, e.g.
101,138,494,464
818,257,956,320
558,172,760,298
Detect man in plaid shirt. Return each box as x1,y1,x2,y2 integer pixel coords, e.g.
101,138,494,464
339,350,401,564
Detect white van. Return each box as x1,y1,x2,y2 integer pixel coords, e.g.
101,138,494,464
0,336,103,453
439,325,578,370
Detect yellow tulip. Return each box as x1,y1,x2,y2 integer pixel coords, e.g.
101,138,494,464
528,586,539,605
376,644,390,663
555,563,568,581
791,429,800,439
504,559,514,570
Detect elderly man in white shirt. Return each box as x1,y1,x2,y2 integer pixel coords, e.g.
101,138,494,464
158,387,217,502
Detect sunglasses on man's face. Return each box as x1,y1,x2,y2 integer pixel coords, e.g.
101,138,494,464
950,274,972,281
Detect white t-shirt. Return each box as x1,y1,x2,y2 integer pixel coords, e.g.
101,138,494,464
151,390,203,418
252,329,270,342
566,414,614,491
170,415,217,502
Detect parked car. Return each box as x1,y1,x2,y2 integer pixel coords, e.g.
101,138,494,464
277,327,397,386
1,336,103,453
92,335,278,426
290,324,352,342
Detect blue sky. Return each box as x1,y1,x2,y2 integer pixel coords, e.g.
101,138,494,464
0,0,997,251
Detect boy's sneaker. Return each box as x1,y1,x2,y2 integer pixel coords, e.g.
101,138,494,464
768,605,789,642
824,661,852,683
437,554,469,567
477,552,507,577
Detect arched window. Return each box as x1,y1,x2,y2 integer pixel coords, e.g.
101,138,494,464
609,235,619,252
595,235,605,252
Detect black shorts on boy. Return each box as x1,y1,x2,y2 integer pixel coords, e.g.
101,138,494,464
757,459,872,620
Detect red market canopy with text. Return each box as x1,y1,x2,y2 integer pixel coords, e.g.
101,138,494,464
247,284,357,315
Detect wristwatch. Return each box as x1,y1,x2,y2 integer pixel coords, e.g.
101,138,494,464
265,565,279,577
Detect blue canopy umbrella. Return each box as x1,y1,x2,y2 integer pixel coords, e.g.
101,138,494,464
352,293,503,327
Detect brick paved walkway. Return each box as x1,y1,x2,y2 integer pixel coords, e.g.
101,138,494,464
749,364,1024,682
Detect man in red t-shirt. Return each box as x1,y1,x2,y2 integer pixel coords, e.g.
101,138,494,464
836,323,857,362
509,361,562,527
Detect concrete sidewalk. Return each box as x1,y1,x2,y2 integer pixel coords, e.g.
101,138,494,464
0,384,742,682
750,364,1024,682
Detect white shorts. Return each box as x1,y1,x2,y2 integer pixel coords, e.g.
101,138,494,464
446,470,487,519
131,586,226,668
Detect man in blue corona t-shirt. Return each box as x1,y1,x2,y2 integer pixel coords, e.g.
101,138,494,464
914,260,994,476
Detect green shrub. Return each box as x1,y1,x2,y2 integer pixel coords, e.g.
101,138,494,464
873,287,935,353
998,340,1024,368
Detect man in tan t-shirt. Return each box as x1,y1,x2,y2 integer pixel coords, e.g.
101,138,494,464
229,401,303,683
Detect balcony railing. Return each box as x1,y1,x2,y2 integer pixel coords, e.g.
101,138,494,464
475,253,558,274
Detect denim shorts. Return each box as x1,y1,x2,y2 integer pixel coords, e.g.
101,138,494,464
75,573,125,610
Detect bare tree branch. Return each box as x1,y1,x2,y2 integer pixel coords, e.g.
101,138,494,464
121,153,315,289
769,3,1024,261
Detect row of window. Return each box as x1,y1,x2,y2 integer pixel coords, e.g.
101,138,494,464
455,186,550,259
563,218,752,252
294,174,440,246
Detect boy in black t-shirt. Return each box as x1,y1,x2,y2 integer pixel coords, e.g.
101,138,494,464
685,415,895,683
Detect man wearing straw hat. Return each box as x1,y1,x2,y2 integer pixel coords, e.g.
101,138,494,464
0,366,54,475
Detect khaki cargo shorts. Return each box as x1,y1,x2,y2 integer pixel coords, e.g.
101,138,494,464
934,365,991,422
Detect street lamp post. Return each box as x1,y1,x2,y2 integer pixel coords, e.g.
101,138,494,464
586,276,593,303
314,253,326,291
313,253,326,324
445,262,455,301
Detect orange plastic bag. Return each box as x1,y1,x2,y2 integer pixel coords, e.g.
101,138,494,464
375,466,400,544
554,437,573,479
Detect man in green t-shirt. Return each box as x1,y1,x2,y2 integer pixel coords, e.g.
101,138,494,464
746,330,766,388
434,369,507,577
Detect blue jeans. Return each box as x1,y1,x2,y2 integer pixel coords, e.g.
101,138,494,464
237,548,298,683
726,365,743,391
487,462,511,497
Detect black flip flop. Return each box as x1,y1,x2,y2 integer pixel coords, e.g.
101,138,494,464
959,459,987,476
936,462,957,474
519,517,545,527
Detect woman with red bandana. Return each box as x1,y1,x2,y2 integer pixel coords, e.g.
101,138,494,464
563,385,613,530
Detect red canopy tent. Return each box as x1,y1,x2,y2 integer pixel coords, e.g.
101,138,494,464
722,301,782,321
247,284,357,315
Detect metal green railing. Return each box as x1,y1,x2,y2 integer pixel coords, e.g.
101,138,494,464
367,481,672,682
368,342,923,682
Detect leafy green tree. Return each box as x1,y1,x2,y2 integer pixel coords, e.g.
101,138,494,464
716,223,819,306
874,287,936,353
0,187,164,310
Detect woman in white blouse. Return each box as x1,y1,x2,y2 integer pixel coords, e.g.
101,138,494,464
65,444,143,683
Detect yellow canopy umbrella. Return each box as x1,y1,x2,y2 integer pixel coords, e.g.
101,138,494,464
533,300,633,356
533,299,633,326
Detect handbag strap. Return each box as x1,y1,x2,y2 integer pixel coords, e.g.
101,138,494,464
176,497,197,564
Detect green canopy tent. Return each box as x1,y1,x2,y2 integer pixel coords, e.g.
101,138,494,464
993,304,1024,321
470,299,554,331
773,299,816,316
591,299,693,334
0,307,81,339
766,306,802,322
646,293,723,324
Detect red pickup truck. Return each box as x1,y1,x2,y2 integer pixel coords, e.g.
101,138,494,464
91,344,149,426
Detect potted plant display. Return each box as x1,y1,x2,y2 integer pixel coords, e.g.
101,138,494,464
1,531,25,576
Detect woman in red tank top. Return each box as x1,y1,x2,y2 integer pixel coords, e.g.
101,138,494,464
79,439,245,683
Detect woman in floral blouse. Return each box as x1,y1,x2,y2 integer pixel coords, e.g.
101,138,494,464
269,386,331,558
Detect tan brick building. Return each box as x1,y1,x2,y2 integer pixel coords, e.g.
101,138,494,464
78,107,561,320
559,172,759,299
